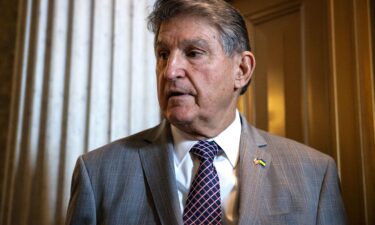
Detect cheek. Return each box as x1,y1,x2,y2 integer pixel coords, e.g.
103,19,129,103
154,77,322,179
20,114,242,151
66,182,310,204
203,72,235,104
194,77,226,108
205,69,233,92
156,74,166,105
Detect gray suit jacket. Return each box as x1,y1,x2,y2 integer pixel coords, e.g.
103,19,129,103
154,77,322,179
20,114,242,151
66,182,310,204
66,116,346,225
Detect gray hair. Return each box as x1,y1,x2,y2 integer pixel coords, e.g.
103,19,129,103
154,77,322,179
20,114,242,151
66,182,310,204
147,0,252,94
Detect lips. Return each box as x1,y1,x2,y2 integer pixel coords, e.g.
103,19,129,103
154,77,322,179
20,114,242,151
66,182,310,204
169,91,188,97
166,88,194,98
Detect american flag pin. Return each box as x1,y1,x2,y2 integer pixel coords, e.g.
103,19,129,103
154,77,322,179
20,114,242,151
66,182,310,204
253,158,266,167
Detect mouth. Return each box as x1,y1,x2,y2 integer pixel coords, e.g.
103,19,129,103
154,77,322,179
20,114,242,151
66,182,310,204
167,87,195,99
169,91,189,97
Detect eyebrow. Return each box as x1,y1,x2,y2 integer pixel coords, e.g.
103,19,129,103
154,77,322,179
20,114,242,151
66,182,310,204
181,39,210,48
155,38,211,50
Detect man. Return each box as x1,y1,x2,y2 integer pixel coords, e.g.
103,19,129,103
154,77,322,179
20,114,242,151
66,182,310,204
66,0,347,224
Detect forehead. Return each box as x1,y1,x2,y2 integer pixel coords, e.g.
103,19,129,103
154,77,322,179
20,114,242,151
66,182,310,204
156,16,221,47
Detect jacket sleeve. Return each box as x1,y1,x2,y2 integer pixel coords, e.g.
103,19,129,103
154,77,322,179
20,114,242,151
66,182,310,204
65,156,97,225
316,157,347,225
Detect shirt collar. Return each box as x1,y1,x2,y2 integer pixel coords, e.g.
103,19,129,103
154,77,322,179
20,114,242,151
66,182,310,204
171,110,242,168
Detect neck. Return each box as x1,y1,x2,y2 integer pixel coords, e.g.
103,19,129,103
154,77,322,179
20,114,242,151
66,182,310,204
173,109,237,140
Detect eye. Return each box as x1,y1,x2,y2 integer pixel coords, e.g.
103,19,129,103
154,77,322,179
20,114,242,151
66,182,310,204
157,50,169,60
186,49,203,58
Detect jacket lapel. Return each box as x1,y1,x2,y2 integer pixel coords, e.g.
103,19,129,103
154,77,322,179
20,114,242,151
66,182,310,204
238,116,271,225
138,116,273,225
138,121,183,225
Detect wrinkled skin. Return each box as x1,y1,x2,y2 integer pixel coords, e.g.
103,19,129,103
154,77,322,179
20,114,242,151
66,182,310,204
155,15,255,139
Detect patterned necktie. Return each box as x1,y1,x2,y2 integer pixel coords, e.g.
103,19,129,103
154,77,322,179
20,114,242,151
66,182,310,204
183,140,222,225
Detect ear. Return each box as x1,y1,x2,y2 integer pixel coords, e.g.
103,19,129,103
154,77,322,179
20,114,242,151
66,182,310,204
234,51,256,90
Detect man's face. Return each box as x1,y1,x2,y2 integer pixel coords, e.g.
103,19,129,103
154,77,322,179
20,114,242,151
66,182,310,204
155,16,245,137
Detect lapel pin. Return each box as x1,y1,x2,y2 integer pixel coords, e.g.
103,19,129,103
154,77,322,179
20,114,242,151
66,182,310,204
253,158,266,167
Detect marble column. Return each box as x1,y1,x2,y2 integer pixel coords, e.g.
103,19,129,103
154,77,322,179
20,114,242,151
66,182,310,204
0,0,158,224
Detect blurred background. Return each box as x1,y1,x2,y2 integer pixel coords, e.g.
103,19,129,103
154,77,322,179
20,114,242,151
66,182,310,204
0,0,374,224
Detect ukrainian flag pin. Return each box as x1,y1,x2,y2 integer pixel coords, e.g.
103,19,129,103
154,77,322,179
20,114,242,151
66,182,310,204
253,158,266,167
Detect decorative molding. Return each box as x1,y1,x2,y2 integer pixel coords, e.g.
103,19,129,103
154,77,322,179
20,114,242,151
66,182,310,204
247,1,301,25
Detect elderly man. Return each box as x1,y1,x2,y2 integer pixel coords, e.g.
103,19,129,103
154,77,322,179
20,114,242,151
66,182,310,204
66,0,347,224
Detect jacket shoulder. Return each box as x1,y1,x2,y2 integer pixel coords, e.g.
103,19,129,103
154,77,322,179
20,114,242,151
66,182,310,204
81,124,162,165
256,129,336,166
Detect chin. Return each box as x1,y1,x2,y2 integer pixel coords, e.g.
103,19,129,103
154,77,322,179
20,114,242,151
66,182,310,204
165,108,195,126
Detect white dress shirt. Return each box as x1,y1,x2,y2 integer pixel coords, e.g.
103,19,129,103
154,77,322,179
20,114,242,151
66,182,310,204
171,110,242,225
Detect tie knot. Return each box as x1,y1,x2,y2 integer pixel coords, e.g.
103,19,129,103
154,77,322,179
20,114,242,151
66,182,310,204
190,140,219,162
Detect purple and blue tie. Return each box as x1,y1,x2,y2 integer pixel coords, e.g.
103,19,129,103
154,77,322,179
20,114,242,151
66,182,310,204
183,140,222,225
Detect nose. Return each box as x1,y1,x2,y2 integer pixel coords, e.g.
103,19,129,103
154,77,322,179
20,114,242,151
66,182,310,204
164,52,185,80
